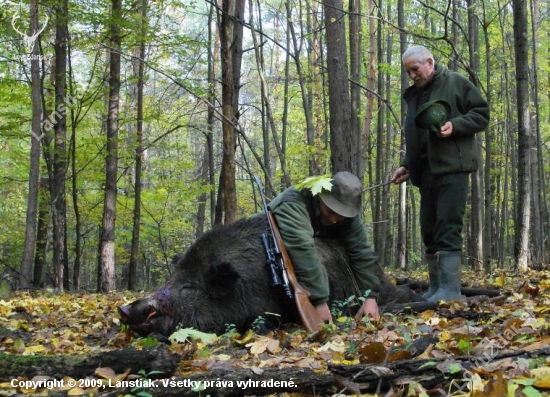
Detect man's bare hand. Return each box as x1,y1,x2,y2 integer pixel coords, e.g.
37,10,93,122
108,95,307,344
354,298,380,322
437,121,453,138
392,166,409,184
315,302,333,324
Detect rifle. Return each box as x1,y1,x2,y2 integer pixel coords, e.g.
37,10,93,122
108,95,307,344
253,176,324,332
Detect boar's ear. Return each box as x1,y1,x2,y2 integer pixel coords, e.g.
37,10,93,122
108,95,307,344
204,262,240,298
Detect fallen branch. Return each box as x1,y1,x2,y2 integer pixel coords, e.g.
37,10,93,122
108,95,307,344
93,346,550,396
0,345,178,381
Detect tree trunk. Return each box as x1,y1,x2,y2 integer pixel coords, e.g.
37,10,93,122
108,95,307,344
285,1,318,177
467,0,484,271
20,0,43,290
349,0,361,177
482,19,495,273
0,345,177,381
396,0,407,270
33,177,50,288
218,0,245,224
373,0,384,257
322,0,353,173
129,0,147,291
52,0,69,291
98,0,121,292
512,0,533,271
70,103,82,291
249,0,290,187
67,38,83,292
529,0,548,266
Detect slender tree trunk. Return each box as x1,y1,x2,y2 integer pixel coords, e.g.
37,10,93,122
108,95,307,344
512,0,533,271
69,96,81,291
20,0,43,289
52,0,69,291
396,0,407,270
374,0,384,256
285,0,317,176
66,27,83,291
207,2,218,227
98,0,121,292
322,0,353,173
34,177,50,288
362,0,376,202
129,0,147,291
217,0,245,224
482,19,494,273
467,0,484,271
349,0,361,177
249,0,290,187
529,0,548,266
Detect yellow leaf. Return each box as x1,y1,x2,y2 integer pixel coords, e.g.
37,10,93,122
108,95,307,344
439,331,452,342
494,274,506,287
317,340,346,353
24,344,46,355
92,321,103,329
531,367,550,388
12,338,25,354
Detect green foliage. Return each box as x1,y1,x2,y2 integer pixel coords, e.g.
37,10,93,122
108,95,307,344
169,327,217,344
250,316,266,333
330,295,357,318
0,0,547,293
131,336,159,348
294,174,332,196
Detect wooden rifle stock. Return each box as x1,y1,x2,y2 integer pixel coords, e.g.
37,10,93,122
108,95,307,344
267,211,324,333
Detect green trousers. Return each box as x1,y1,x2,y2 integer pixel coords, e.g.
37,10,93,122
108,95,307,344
419,171,470,254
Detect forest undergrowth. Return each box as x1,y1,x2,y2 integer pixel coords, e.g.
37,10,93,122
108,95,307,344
0,268,549,396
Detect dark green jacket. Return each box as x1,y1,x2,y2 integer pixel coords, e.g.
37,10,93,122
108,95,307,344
268,187,380,305
401,64,490,186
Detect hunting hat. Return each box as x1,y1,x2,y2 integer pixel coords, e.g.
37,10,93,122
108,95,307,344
415,99,450,133
319,171,362,218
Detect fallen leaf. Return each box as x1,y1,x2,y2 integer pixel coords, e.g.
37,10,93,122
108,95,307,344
531,367,550,388
359,341,386,364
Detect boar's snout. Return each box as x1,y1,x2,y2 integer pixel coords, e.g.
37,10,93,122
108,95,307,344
117,296,179,337
117,305,131,323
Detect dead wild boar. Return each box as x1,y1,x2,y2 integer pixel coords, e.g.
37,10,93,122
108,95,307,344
118,215,420,336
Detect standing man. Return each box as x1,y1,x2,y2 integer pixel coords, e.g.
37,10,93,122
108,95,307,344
268,171,381,322
392,45,489,302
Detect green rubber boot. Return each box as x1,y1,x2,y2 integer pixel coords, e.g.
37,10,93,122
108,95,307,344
422,253,439,300
427,251,463,302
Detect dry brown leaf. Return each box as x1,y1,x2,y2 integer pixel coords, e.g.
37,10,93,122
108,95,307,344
359,341,386,364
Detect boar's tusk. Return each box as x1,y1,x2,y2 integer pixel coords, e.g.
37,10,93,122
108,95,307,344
145,307,157,323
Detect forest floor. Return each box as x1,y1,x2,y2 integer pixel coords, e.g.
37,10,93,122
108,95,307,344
0,268,549,396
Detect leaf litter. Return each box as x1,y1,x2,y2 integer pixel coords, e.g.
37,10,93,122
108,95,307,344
0,269,548,396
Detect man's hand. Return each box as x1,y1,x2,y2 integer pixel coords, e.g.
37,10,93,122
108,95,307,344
315,302,333,324
391,166,409,184
354,298,380,322
438,121,453,138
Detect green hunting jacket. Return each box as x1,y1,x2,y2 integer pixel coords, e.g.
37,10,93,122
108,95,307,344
268,187,380,306
401,64,490,186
